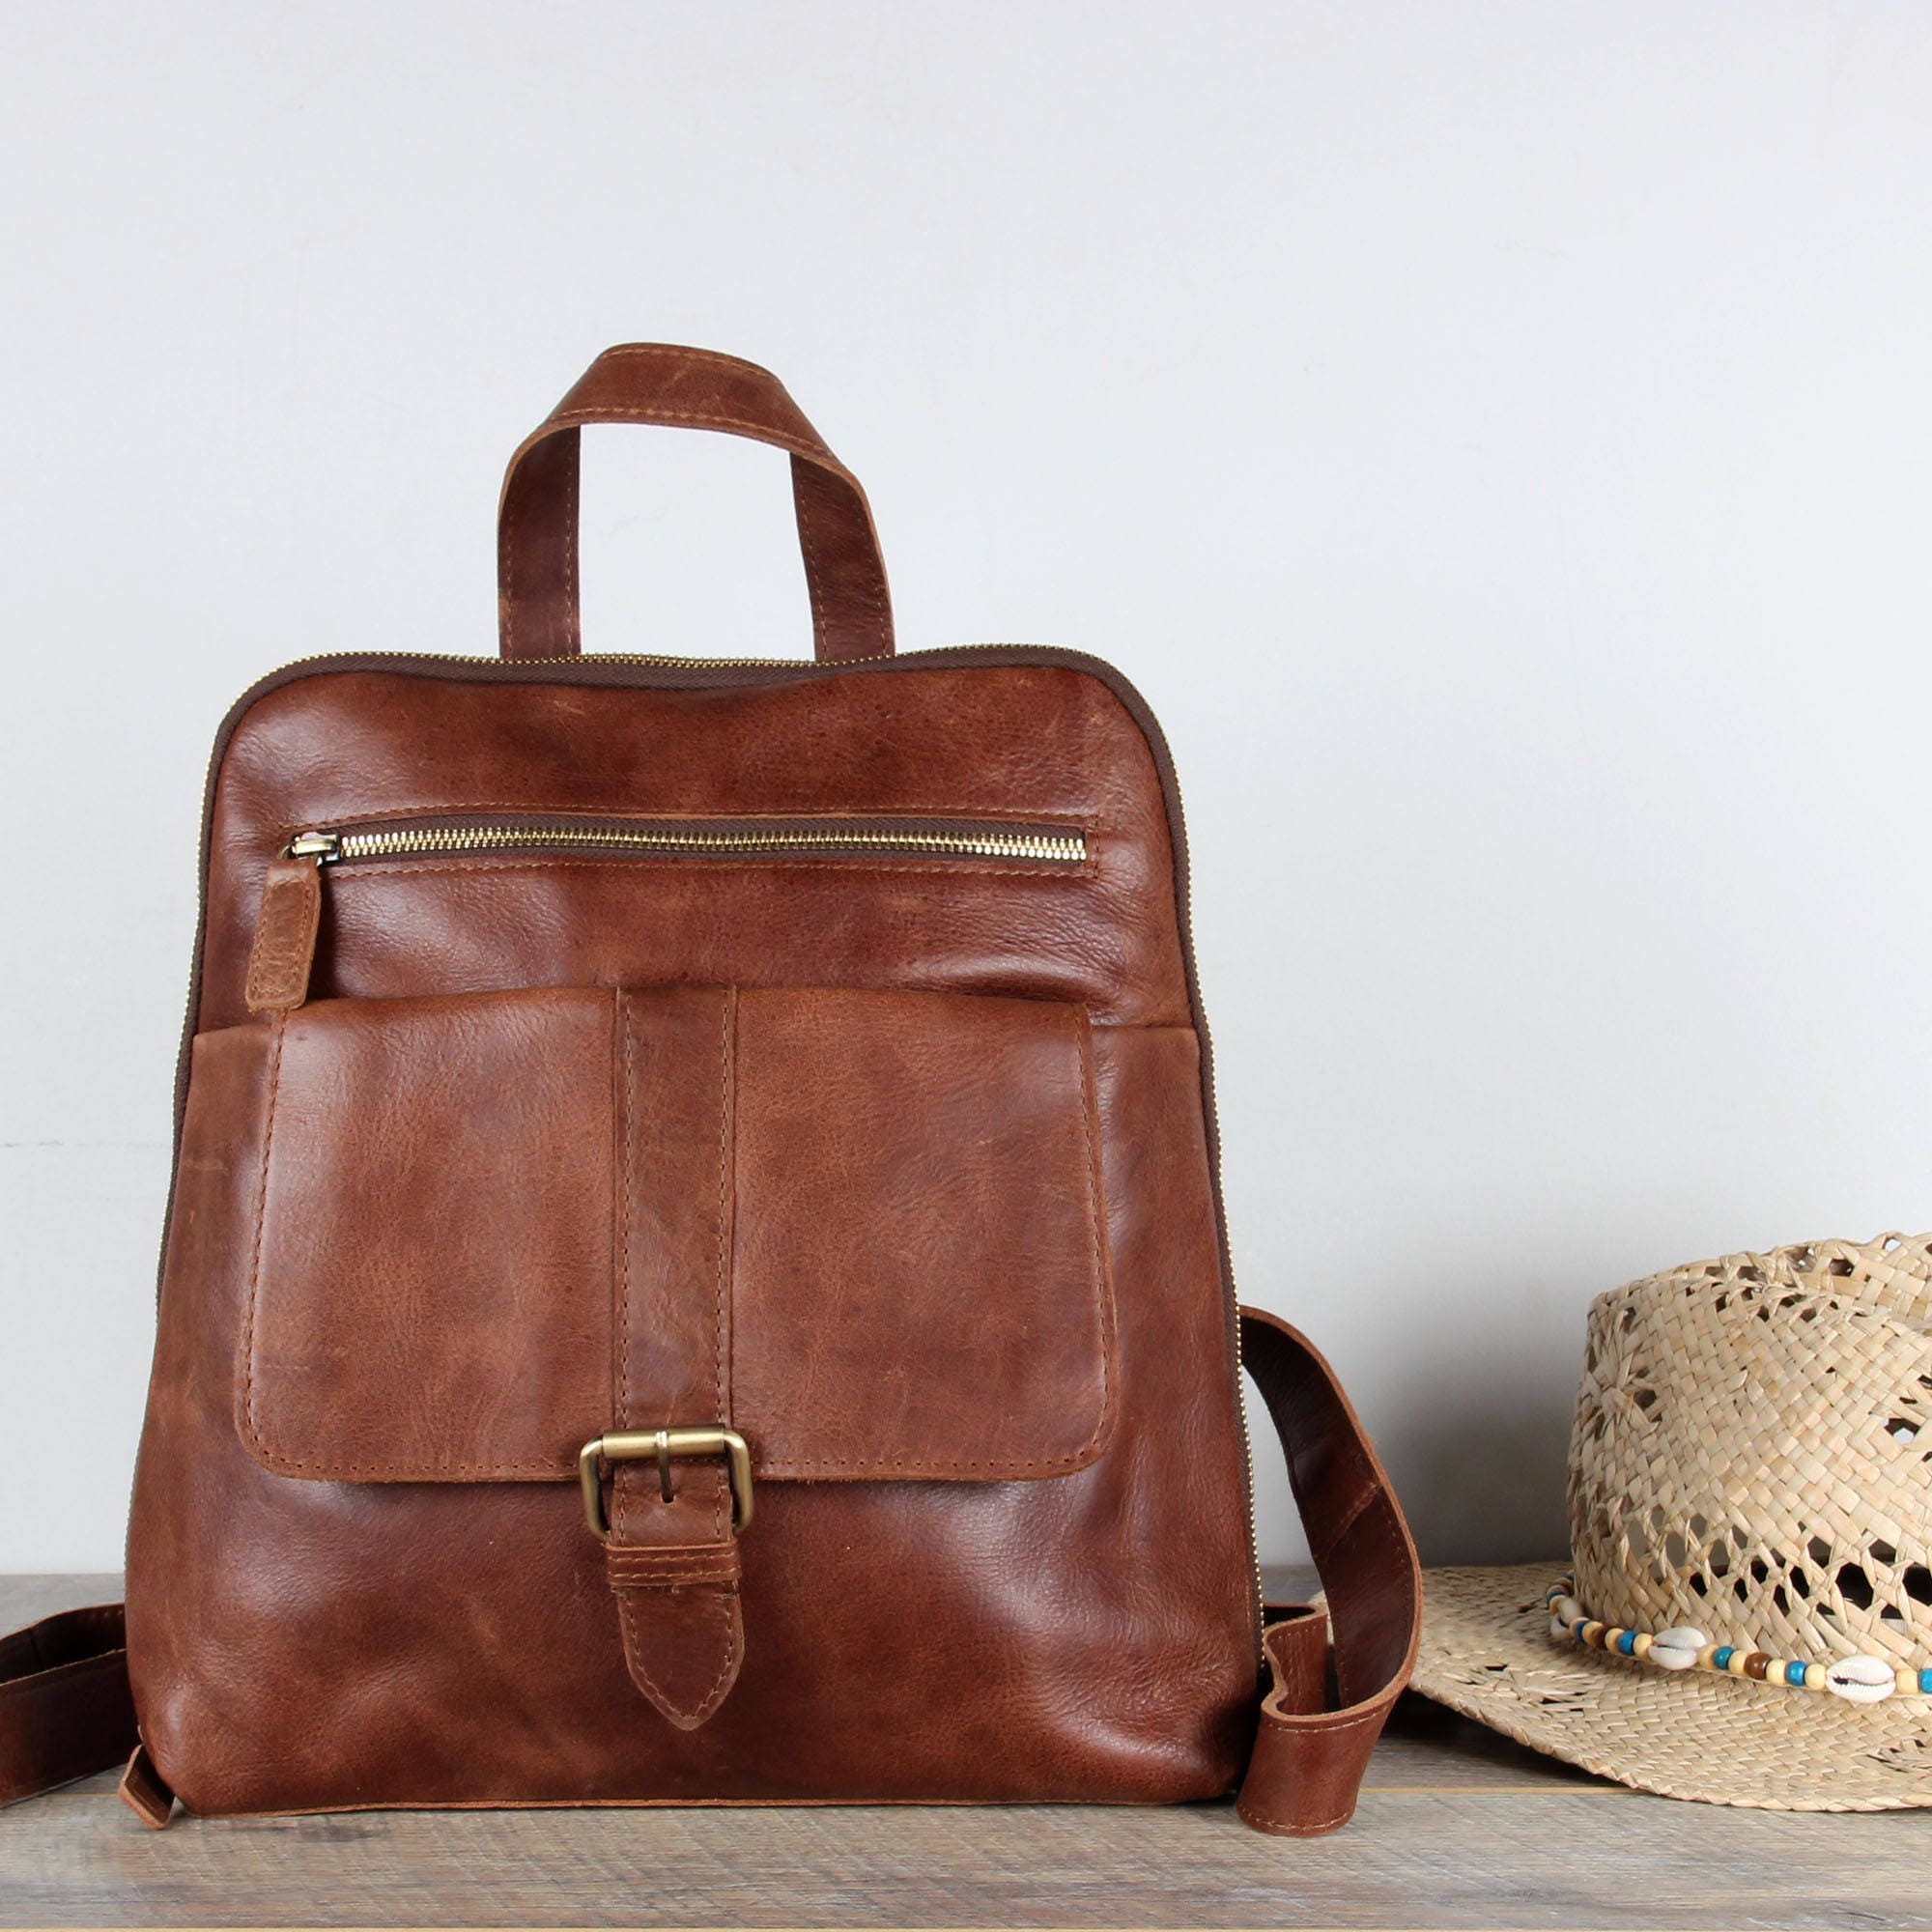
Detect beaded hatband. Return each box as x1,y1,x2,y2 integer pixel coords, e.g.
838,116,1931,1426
1546,1577,1932,1705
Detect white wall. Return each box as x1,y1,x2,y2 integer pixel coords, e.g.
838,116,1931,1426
4,1,1930,1573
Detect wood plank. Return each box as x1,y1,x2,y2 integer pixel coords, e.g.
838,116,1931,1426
7,1575,1928,1930
8,1774,1930,1930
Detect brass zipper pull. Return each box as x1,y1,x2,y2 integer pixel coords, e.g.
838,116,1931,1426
285,831,340,862
243,850,326,1014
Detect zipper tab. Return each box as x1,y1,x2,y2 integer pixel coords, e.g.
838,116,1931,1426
244,855,325,1014
285,832,340,861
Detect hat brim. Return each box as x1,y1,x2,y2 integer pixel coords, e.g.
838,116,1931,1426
1405,1563,1932,1810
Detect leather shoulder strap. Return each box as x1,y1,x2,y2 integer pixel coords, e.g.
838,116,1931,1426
0,1309,1417,1834
1236,1307,1422,1834
0,1605,135,1808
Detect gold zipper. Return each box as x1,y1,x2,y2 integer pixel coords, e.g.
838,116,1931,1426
287,817,1087,867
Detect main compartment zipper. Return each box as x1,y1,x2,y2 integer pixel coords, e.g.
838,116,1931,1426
286,814,1088,867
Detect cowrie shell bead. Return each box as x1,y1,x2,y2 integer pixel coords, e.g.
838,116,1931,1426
1552,1596,1585,1626
1549,1614,1574,1640
1648,1628,1707,1671
1826,1656,1897,1704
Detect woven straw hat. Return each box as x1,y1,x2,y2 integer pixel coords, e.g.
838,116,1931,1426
1410,1234,1932,1808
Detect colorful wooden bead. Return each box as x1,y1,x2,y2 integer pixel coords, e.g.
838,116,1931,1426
1546,1577,1926,1705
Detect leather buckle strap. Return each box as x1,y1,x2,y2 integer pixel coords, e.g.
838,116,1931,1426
579,1427,754,1541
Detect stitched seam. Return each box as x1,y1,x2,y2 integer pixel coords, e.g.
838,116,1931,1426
711,989,734,1546
563,435,579,650
599,344,799,384
688,1586,743,1716
245,1456,567,1479
610,1564,740,1585
1237,1797,1353,1833
327,855,1089,884
238,1015,288,1463
545,407,852,478
608,1545,739,1569
619,1584,741,1722
500,457,519,653
290,803,1092,834
1069,1007,1116,1462
794,462,831,655
615,988,635,1538
610,1541,739,1558
1260,1701,1395,1735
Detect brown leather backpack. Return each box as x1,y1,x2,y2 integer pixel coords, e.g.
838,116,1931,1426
0,346,1418,1836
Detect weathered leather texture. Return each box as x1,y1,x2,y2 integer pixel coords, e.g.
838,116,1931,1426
240,985,1116,1486
1,345,1418,1834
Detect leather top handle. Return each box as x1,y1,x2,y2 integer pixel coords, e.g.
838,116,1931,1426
497,344,895,663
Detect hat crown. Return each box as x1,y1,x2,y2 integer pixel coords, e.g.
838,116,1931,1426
1569,1235,1932,1670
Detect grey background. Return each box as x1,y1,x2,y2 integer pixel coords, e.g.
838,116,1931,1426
4,1,1929,1571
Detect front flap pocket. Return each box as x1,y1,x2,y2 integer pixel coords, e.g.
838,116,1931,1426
236,982,1117,1485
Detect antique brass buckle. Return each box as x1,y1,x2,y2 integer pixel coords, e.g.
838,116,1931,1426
578,1426,754,1541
